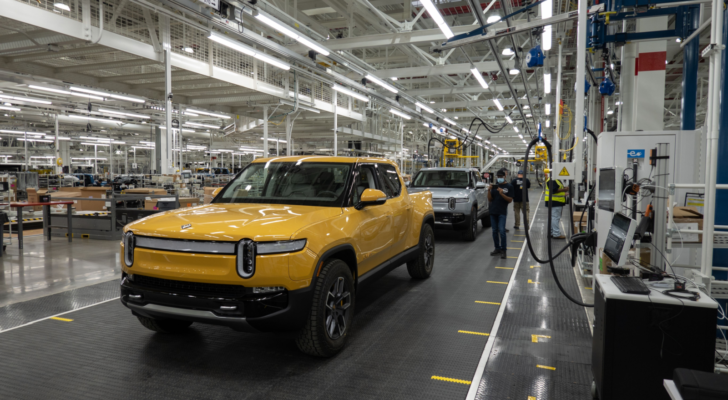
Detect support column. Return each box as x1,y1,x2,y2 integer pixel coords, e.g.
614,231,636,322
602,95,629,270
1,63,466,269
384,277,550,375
333,91,338,156
632,16,668,131
285,115,292,156
681,6,701,130
621,38,638,131
263,106,269,158
160,14,172,174
125,146,128,175
554,40,563,153
573,0,587,178
54,114,61,174
94,144,98,175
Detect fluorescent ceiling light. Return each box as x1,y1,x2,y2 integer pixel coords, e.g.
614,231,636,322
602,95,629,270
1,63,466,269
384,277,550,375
471,67,488,89
429,101,435,104
71,87,144,103
415,101,435,113
365,74,398,93
98,108,150,119
444,118,457,125
0,94,51,105
421,0,454,38
160,127,196,133
475,135,483,140
260,138,287,143
423,123,430,128
493,99,504,111
255,13,330,56
514,126,520,133
186,109,230,119
502,48,514,56
505,116,513,124
518,134,523,139
42,136,71,141
0,106,20,111
607,109,614,115
18,138,53,143
545,120,551,127
487,15,500,23
526,113,532,117
541,0,553,50
54,3,70,11
332,84,369,102
185,122,219,129
68,115,121,123
81,142,110,146
509,68,520,75
29,85,71,95
544,73,551,94
545,103,551,115
209,32,291,71
389,108,411,120
524,105,530,109
390,77,398,81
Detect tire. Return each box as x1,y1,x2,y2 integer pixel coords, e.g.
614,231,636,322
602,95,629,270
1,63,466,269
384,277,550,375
463,206,478,242
407,223,435,279
136,315,193,333
481,212,491,228
295,259,355,357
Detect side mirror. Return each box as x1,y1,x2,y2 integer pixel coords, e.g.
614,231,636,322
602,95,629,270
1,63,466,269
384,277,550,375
356,188,387,210
476,182,487,189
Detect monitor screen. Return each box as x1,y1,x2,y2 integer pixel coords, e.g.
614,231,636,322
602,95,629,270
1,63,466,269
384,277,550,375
598,168,617,212
604,213,632,265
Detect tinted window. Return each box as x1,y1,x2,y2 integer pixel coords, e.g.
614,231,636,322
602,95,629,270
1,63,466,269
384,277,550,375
412,170,470,188
378,164,401,198
352,165,378,206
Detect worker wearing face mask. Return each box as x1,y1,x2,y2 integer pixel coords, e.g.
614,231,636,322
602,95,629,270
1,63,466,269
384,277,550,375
488,170,514,259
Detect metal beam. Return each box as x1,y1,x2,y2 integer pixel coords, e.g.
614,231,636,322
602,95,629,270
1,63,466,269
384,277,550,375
100,70,196,82
56,58,157,73
11,45,114,63
367,61,507,79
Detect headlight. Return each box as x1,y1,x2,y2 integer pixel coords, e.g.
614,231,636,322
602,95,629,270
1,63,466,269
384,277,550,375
236,239,256,279
256,239,307,255
455,197,469,203
123,231,134,267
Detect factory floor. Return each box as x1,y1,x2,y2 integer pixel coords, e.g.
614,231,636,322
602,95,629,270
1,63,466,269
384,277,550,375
0,189,595,399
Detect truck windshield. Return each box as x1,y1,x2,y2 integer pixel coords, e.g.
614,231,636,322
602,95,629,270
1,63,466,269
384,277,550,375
412,170,470,188
214,162,351,207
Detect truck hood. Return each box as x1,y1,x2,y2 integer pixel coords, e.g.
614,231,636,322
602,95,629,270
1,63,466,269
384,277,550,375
408,187,470,199
125,203,342,242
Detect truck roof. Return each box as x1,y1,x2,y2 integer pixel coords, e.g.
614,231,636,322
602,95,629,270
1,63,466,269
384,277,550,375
251,156,397,165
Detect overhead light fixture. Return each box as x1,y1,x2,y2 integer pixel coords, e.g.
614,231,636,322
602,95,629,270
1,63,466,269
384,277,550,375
19,138,54,143
98,108,150,119
505,116,513,124
332,84,369,102
389,108,411,120
81,142,111,146
186,109,231,119
518,134,523,139
42,136,71,141
255,13,330,56
0,94,51,105
514,126,520,133
68,115,121,123
209,32,291,71
421,0,454,38
0,130,43,136
159,127,196,133
607,109,614,115
54,3,70,11
185,122,220,129
545,120,551,127
29,85,73,96
70,87,144,103
423,123,430,128
541,0,553,50
487,15,501,23
390,77,398,81
509,68,520,75
544,73,551,94
493,99,504,111
365,74,398,93
0,106,20,111
444,118,457,125
471,67,489,89
524,105,530,109
545,103,551,115
475,135,483,140
415,101,435,113
429,101,435,104
526,113,532,117
184,47,194,53
502,48,514,56
676,38,682,43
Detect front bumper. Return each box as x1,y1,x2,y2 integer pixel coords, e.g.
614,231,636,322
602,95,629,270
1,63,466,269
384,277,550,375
120,272,314,332
432,202,473,230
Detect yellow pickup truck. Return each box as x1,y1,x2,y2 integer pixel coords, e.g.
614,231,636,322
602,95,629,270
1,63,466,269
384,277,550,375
120,157,435,357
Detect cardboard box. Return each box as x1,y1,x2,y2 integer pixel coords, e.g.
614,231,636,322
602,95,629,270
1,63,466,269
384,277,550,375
123,188,167,195
48,191,83,210
77,187,110,211
673,206,704,242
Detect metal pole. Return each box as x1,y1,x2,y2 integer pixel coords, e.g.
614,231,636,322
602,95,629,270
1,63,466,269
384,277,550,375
682,6,700,130
54,114,60,174
573,0,587,177
554,39,563,154
161,14,172,175
24,130,27,172
94,144,98,175
333,91,338,156
263,106,269,158
125,146,128,175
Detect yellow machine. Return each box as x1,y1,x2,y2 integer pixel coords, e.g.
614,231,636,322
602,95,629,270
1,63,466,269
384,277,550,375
442,139,478,167
119,156,435,357
534,144,549,161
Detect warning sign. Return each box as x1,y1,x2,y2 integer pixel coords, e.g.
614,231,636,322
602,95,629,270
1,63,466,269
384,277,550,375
551,162,575,181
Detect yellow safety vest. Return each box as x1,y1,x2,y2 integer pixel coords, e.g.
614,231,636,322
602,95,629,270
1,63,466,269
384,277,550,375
545,178,566,204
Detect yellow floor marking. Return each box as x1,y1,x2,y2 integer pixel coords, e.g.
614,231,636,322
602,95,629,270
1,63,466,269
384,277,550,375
514,234,526,237
431,376,472,385
487,281,508,284
512,240,525,242
531,334,551,343
528,397,537,400
50,317,73,322
495,267,514,269
475,301,501,305
528,279,540,284
530,265,541,269
507,256,518,259
585,287,593,290
507,247,521,250
536,365,556,371
458,330,490,336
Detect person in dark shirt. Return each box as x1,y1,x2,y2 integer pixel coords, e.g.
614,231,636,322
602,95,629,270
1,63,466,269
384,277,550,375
488,170,514,259
511,170,531,230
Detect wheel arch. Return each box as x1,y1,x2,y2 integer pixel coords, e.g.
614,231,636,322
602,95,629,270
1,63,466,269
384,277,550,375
314,244,358,286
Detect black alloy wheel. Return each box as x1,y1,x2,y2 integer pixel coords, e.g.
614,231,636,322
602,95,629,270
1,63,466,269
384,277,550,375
325,276,352,340
407,223,435,279
464,206,478,241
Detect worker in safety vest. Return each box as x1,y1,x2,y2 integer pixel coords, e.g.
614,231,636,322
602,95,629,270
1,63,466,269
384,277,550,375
545,172,569,239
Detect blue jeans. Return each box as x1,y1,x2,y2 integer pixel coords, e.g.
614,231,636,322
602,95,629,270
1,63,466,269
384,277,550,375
490,214,507,250
550,205,564,237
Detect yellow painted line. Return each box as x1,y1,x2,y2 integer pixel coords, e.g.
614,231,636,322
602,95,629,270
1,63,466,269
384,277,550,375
585,287,593,290
495,267,514,269
507,247,521,250
50,317,73,322
475,301,501,305
487,281,508,284
536,365,556,371
507,256,518,259
528,279,540,284
531,334,551,343
529,397,537,400
530,265,541,269
431,376,472,385
514,234,526,237
458,330,490,336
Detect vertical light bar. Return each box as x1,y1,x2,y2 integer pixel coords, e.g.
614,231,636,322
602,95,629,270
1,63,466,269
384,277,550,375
471,67,489,89
544,73,552,94
545,103,551,115
421,0,454,38
541,0,553,50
